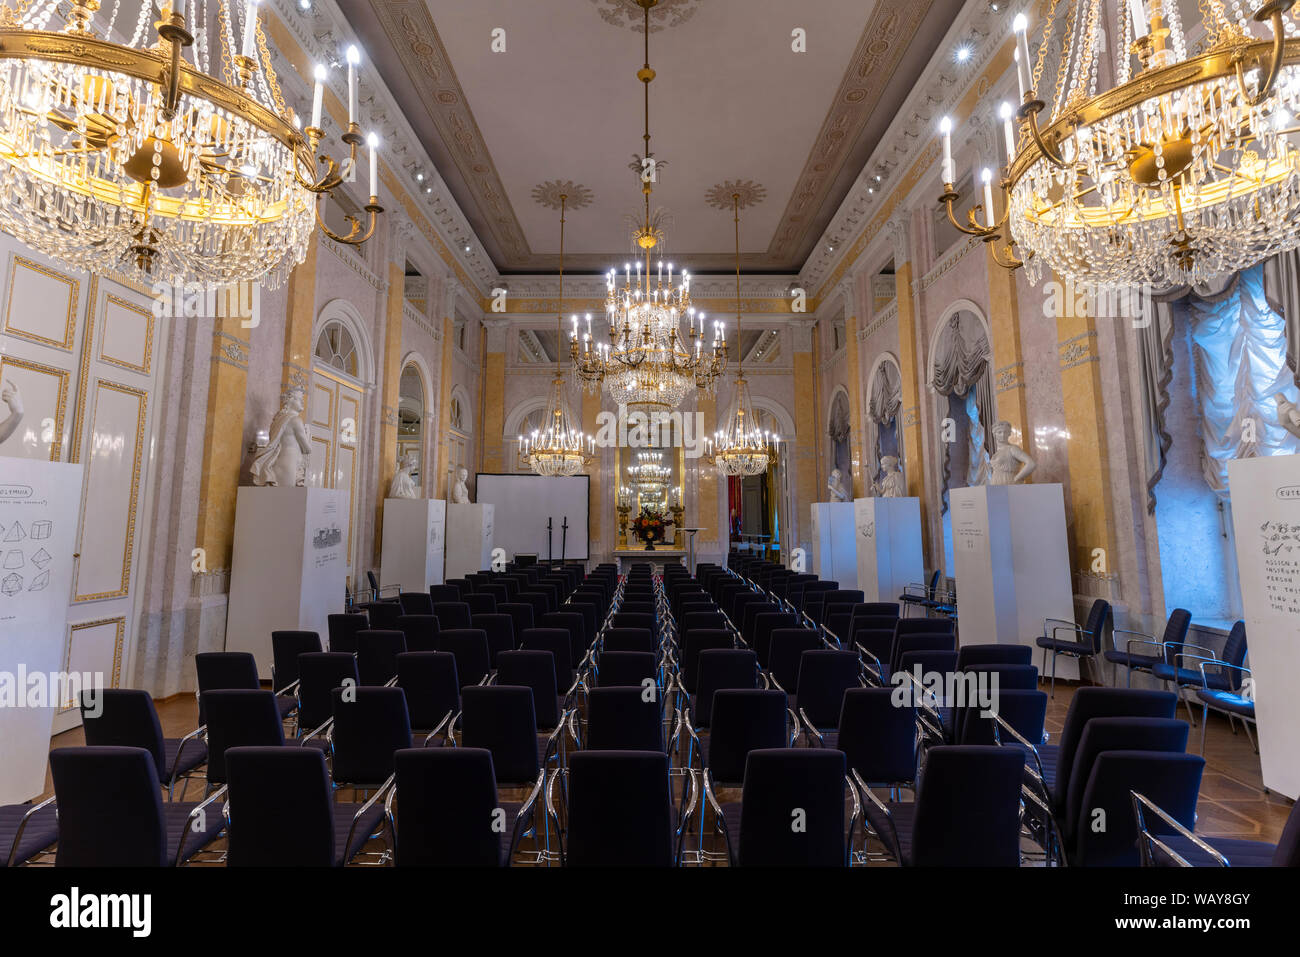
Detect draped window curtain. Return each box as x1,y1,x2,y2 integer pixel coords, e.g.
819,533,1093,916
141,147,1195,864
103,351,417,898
931,313,994,513
827,393,851,478
867,362,902,492
1138,259,1300,512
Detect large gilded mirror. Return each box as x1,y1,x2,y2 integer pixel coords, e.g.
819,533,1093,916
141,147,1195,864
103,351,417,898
614,440,686,550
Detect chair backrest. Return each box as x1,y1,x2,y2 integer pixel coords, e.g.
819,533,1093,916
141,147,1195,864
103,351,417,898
392,747,503,867
327,613,369,654
366,570,381,593
399,592,435,616
707,690,790,786
837,688,916,785
682,611,728,634
50,746,166,866
519,627,575,688
479,583,510,606
330,686,413,786
202,689,285,784
895,617,955,639
1160,607,1193,663
395,614,440,653
693,649,759,727
955,643,1032,669
497,602,536,638
429,584,462,604
496,650,561,731
355,628,407,686
437,628,492,687
958,688,1047,746
296,652,359,731
565,751,673,867
604,627,655,653
540,611,587,665
767,628,822,692
897,649,958,680
753,612,798,666
1054,687,1177,812
433,601,473,630
584,686,665,752
794,650,861,729
911,746,1025,866
1065,716,1189,844
472,613,516,666
680,629,735,692
194,651,259,723
612,611,655,634
226,746,335,867
459,685,540,786
80,689,166,773
738,749,847,867
1219,620,1248,690
595,650,657,688
890,632,956,676
962,663,1039,690
365,600,403,630
465,593,497,616
853,602,900,620
395,651,459,731
1076,751,1204,866
1083,598,1113,653
271,631,322,692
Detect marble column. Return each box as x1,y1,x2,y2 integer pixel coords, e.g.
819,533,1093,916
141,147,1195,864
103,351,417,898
374,217,416,561
435,278,459,498
195,315,252,574
791,322,819,558
480,317,509,474
839,276,866,497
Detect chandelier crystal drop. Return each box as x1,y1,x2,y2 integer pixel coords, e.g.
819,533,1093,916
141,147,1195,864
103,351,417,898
524,193,590,478
712,193,774,478
0,0,384,288
936,0,1300,287
569,0,726,412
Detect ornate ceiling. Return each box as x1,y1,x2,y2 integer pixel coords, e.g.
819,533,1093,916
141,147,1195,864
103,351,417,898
348,0,948,275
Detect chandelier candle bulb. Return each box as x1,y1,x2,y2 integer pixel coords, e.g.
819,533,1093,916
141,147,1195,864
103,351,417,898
1129,0,1149,38
367,133,378,198
346,46,360,126
311,65,326,129
1000,102,1016,161
1013,16,1031,98
241,1,259,60
940,117,955,184
982,168,995,227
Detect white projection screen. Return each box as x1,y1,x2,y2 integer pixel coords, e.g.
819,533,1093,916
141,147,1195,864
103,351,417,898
476,474,591,562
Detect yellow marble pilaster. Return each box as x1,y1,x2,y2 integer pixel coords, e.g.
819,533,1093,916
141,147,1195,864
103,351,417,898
842,283,866,497
436,314,455,498
281,234,319,391
987,191,1030,452
582,390,603,548
893,258,932,567
480,350,506,473
696,393,720,555
375,260,406,557
195,317,251,572
792,341,819,553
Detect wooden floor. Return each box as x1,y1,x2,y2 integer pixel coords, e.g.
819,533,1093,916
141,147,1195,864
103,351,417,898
39,676,1291,865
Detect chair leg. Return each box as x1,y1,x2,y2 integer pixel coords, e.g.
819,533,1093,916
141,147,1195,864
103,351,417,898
1049,650,1057,699
1242,718,1259,755
1181,688,1197,728
1199,703,1208,755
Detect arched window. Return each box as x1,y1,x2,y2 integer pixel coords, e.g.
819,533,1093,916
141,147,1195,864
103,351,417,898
314,320,359,378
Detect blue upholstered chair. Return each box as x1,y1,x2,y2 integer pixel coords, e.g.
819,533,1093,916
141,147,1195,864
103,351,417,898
1034,598,1112,696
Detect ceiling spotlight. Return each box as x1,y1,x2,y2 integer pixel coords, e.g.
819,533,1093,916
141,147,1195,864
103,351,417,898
875,174,882,182
464,244,471,252
298,0,311,9
955,45,972,64
416,172,424,182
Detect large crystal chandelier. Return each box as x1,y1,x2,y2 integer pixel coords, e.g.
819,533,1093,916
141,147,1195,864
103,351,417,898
711,193,774,477
522,194,589,477
570,0,726,412
0,0,384,288
628,450,671,492
936,0,1300,286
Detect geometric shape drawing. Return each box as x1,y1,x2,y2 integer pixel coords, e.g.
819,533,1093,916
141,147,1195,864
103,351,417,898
30,548,51,568
3,521,24,542
1,572,21,595
27,569,48,591
30,520,51,539
2,549,22,569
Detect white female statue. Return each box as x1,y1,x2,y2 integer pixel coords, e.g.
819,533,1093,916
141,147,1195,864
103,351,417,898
0,379,23,446
389,452,419,499
826,468,849,502
250,386,311,487
878,456,907,497
451,466,471,504
975,419,1036,486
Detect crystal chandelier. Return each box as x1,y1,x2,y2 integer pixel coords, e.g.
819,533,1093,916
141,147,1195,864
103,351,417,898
570,0,726,412
711,193,775,477
522,193,589,478
628,450,671,492
936,0,1300,286
0,0,384,289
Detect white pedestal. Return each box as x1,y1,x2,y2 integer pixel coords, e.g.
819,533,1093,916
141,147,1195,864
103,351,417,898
381,498,446,592
445,503,494,580
854,497,923,604
950,484,1075,676
227,486,348,678
0,459,84,804
810,502,858,589
1227,454,1300,800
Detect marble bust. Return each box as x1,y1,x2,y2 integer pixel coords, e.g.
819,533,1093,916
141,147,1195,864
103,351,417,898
451,466,471,504
0,379,23,446
250,386,311,487
827,468,849,502
1276,394,1300,442
878,456,907,497
976,420,1036,486
389,452,419,499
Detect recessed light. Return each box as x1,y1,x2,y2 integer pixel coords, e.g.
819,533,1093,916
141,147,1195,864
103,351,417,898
464,245,471,252
416,173,424,182
298,0,311,10
955,45,972,64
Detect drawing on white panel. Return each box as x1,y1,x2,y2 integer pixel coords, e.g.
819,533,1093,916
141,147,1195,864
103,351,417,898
27,569,48,591
313,525,342,549
30,548,51,568
858,521,875,540
3,521,24,542
1,572,21,596
30,520,51,540
430,522,443,550
2,550,22,569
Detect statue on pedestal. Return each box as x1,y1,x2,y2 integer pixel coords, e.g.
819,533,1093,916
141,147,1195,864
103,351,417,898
451,466,471,504
976,420,1036,486
878,456,907,497
389,452,419,499
826,468,849,502
250,386,310,487
1277,394,1300,442
0,380,23,446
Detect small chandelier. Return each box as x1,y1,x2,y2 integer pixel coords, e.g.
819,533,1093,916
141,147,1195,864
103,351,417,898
936,0,1300,286
628,450,671,491
0,0,384,289
570,0,726,412
522,194,589,478
711,193,775,477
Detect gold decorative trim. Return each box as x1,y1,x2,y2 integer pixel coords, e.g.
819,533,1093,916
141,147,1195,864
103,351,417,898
98,294,156,375
59,616,126,713
0,354,69,462
68,274,99,466
4,254,79,351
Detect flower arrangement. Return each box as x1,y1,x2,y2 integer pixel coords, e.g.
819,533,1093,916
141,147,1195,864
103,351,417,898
630,506,673,551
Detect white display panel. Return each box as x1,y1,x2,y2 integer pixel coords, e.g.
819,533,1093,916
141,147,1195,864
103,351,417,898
1227,455,1300,800
476,473,590,562
445,504,495,580
381,498,446,591
0,458,84,804
854,497,923,603
810,502,858,589
226,486,348,678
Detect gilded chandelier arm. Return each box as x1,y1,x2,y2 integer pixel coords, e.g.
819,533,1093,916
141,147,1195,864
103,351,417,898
985,235,1028,270
313,197,383,246
1235,0,1295,108
938,184,1010,237
1019,99,1071,170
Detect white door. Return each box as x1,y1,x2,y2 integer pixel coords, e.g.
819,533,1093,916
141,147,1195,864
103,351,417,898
307,367,363,577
